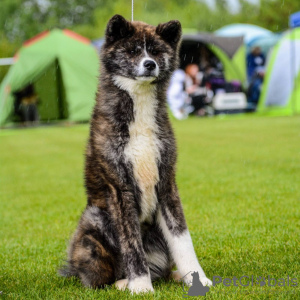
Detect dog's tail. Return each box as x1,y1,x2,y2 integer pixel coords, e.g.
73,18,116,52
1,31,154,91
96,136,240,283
58,261,78,278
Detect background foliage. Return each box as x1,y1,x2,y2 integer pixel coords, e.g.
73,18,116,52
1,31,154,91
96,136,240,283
0,0,300,82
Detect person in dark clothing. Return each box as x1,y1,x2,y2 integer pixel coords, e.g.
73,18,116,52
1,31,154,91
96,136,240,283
247,46,265,81
247,67,265,109
13,84,40,125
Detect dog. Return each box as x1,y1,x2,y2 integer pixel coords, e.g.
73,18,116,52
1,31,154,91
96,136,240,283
59,14,212,294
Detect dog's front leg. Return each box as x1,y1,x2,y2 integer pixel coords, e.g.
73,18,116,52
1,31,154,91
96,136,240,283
157,181,212,287
107,186,153,294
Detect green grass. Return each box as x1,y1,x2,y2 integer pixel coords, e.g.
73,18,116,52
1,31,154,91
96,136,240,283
0,116,299,299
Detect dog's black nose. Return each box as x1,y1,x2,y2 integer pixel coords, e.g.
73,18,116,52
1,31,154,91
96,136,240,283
144,60,156,71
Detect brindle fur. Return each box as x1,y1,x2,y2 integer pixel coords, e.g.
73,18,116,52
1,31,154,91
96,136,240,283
60,15,188,289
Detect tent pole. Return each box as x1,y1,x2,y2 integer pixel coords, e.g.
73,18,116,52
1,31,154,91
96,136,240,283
293,31,297,114
290,30,295,115
56,59,64,119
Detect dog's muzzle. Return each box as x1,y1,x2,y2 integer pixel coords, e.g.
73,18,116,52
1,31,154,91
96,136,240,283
137,58,159,80
144,60,156,71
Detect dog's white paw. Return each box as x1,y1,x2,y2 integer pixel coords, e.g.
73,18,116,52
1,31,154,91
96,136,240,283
200,277,212,286
115,278,128,291
128,275,154,294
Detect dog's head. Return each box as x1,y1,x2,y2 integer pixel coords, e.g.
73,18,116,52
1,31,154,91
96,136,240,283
101,14,182,83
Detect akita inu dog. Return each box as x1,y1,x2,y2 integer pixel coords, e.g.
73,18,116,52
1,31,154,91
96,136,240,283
60,14,212,294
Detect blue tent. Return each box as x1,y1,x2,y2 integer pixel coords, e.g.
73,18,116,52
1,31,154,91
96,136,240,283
248,34,281,55
215,24,280,54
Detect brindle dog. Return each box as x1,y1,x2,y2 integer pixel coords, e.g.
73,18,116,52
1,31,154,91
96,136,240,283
60,14,212,294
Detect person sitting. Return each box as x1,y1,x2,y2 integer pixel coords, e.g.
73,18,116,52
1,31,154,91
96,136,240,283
201,64,225,94
167,69,187,120
185,64,209,116
167,63,215,119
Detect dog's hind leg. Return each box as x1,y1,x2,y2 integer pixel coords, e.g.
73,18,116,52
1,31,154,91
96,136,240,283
142,222,174,281
59,206,123,288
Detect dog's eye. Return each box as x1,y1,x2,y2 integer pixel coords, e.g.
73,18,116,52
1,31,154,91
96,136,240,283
151,50,159,55
129,49,136,55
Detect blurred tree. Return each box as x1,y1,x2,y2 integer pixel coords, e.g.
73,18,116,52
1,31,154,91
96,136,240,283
74,0,217,39
1,0,299,83
0,0,228,42
1,0,299,43
0,0,110,42
236,0,300,32
216,0,228,11
257,0,300,32
0,36,18,83
235,0,259,23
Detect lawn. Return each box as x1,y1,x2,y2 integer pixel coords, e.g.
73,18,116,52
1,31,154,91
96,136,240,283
0,115,299,299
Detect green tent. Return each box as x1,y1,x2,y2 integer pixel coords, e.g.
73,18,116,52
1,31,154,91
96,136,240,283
258,28,300,115
181,34,246,85
0,29,99,126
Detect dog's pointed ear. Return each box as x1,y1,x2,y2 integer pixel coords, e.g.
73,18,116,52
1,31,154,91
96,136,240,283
105,14,134,44
156,20,182,47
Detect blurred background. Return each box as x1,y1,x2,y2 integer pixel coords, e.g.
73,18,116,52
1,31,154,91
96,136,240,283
1,2,300,298
0,0,300,126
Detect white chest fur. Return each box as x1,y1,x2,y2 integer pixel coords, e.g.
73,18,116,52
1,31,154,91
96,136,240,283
113,76,161,222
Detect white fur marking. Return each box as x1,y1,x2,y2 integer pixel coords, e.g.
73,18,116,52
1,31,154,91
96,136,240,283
157,209,212,286
143,34,149,57
136,34,159,77
113,76,162,222
163,53,170,69
128,274,154,294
